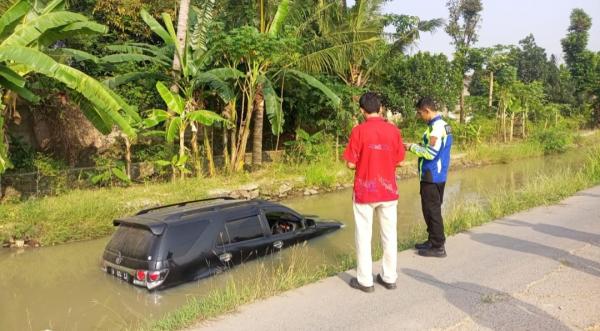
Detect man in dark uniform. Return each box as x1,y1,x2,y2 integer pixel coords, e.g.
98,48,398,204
405,97,453,258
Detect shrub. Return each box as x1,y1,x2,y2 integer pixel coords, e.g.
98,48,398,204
284,129,334,163
533,128,573,154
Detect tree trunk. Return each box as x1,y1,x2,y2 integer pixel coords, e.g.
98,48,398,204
124,136,131,179
509,112,514,142
488,71,494,111
522,111,527,138
179,125,186,180
251,84,265,169
502,106,507,143
203,126,216,177
459,74,467,124
172,0,190,74
335,134,339,162
190,122,201,176
234,91,256,172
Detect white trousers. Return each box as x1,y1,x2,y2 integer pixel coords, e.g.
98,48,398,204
353,200,398,287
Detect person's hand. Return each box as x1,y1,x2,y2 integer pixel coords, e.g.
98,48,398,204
403,143,412,151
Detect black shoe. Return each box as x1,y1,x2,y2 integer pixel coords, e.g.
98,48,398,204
414,240,432,250
418,246,447,258
349,277,374,293
376,274,397,290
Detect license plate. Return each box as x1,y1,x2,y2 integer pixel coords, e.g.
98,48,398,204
107,266,130,282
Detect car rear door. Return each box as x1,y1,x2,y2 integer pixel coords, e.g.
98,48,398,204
213,213,271,268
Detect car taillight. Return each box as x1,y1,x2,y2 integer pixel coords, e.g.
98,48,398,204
148,271,160,282
136,270,147,281
132,269,169,290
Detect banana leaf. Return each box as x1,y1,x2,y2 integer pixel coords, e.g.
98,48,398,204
2,12,92,47
287,69,340,107
0,64,25,87
156,81,184,115
187,109,227,126
166,117,182,143
0,45,136,137
0,76,39,102
262,77,284,136
140,9,173,46
0,0,30,38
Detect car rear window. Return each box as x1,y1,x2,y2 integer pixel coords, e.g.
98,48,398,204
106,225,156,260
165,218,210,257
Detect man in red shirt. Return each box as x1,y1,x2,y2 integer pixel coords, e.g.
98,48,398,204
343,92,405,293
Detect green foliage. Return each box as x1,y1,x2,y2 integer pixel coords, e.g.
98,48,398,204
284,129,331,163
33,152,68,196
0,0,138,177
92,0,177,40
533,127,573,154
373,52,461,116
511,34,550,84
89,156,130,187
6,135,34,171
561,9,595,95
304,161,337,188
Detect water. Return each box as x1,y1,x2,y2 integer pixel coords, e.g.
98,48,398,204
0,151,588,330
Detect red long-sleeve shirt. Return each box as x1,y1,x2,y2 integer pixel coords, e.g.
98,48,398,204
343,117,405,203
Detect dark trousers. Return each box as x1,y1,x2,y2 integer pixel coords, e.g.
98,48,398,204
420,181,446,248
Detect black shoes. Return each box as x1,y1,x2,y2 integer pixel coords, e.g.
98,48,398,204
418,246,447,258
349,277,374,293
414,240,432,250
376,274,397,290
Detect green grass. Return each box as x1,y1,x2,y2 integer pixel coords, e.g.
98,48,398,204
1,131,598,246
0,159,351,245
144,147,600,331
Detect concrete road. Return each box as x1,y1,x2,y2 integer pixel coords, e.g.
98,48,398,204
192,186,600,331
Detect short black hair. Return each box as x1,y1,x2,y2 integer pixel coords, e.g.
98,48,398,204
416,97,437,111
359,92,381,114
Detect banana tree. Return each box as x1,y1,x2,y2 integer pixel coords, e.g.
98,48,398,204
0,0,137,180
214,0,341,171
144,81,227,179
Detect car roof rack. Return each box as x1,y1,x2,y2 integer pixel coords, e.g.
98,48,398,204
135,196,237,215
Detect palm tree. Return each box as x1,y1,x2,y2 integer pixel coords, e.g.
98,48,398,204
295,0,443,89
0,0,137,178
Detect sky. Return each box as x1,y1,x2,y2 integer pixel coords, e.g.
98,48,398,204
349,0,600,61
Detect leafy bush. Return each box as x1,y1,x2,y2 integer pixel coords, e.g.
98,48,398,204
284,129,334,163
33,153,68,196
89,156,131,187
533,128,573,154
8,135,35,172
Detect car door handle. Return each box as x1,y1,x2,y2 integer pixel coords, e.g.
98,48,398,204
219,252,232,262
273,240,283,249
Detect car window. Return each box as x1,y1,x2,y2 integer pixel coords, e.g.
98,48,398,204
106,225,156,260
223,215,264,244
166,219,209,257
265,211,300,223
264,210,302,235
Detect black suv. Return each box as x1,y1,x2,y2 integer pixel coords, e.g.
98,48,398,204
102,197,343,290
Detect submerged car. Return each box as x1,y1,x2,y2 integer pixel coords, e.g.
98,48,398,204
101,197,343,290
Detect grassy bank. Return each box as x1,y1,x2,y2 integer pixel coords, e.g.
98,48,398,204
145,147,600,331
1,131,598,246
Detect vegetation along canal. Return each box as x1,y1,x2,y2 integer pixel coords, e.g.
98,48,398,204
0,150,590,330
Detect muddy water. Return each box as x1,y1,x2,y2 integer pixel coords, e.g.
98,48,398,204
0,151,589,330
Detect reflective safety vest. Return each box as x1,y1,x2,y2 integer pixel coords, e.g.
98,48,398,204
409,115,453,183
